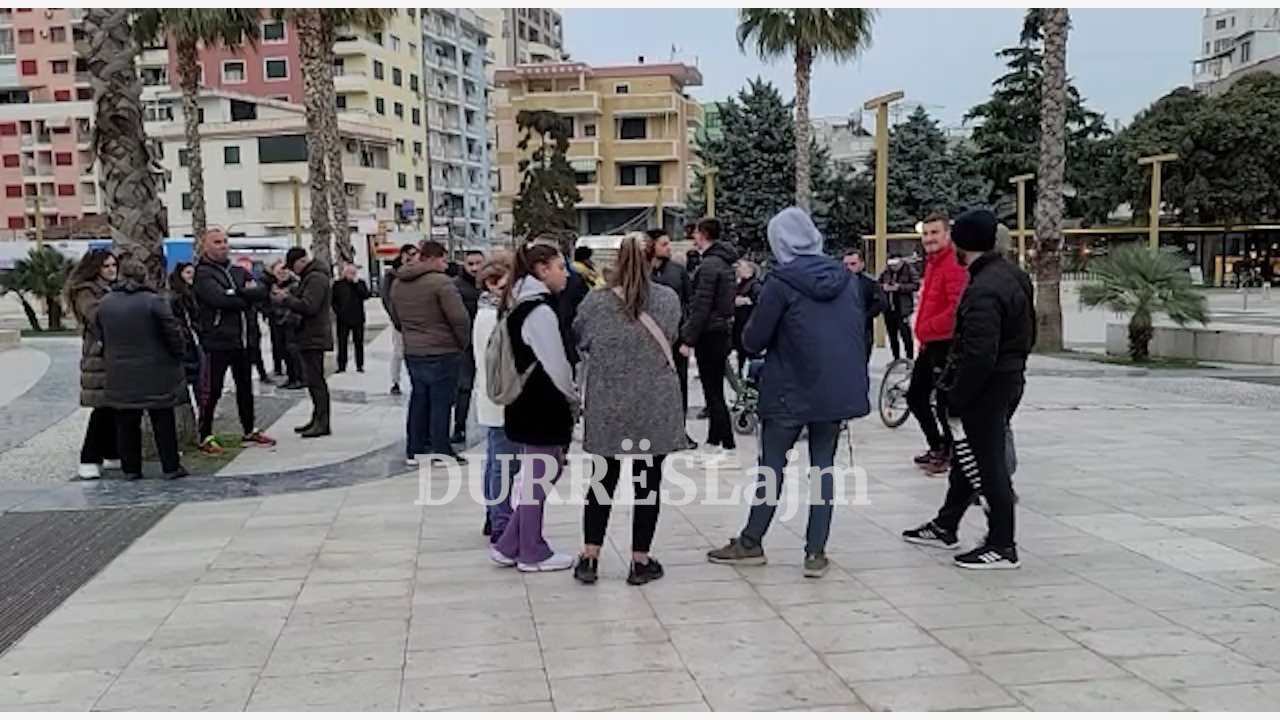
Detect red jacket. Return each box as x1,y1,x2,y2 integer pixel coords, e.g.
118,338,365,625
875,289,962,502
915,243,968,344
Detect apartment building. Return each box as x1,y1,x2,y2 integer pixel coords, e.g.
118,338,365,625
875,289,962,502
0,8,99,236
423,8,492,246
148,89,392,237
1193,8,1280,93
494,60,703,237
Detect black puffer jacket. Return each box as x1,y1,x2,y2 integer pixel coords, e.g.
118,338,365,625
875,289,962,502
97,282,187,410
939,252,1035,416
192,256,268,352
168,288,201,385
279,260,334,352
652,257,691,312
680,240,738,346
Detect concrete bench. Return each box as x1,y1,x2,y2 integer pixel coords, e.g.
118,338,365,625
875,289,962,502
0,329,19,352
1106,321,1280,364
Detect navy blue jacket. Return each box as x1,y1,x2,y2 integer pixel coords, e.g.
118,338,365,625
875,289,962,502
742,255,870,423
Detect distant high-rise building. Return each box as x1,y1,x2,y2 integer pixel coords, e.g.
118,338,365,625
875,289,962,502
1193,8,1280,93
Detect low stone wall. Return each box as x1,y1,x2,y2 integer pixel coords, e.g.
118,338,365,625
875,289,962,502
0,329,19,352
1106,322,1280,364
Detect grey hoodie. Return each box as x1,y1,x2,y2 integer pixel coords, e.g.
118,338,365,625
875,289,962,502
513,276,577,403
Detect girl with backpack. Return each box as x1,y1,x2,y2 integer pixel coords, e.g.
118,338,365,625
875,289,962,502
489,241,578,572
472,259,516,543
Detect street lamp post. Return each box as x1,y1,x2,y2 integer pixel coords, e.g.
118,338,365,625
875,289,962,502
1010,173,1035,269
864,90,904,350
1138,153,1178,250
704,167,717,218
290,176,302,249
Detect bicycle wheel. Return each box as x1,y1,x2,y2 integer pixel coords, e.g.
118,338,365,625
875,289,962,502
879,358,914,429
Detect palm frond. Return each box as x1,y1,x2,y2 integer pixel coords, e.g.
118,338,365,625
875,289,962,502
132,9,262,51
1078,243,1209,326
737,8,875,61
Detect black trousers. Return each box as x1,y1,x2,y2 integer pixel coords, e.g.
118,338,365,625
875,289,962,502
80,407,119,464
336,320,365,371
199,349,255,439
453,349,475,438
934,377,1025,549
116,407,181,476
884,307,914,360
695,330,734,449
300,350,331,430
583,456,665,553
673,344,689,416
907,340,952,452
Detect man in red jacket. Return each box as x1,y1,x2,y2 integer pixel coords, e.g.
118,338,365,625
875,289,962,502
907,211,968,474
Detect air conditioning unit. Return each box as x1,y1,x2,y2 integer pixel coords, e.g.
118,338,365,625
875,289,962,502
345,140,358,153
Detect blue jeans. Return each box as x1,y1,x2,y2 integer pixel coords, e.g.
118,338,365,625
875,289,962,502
483,425,520,543
405,353,460,458
740,419,843,555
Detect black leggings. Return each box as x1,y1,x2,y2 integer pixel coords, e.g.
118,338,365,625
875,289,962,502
116,407,181,476
583,456,665,553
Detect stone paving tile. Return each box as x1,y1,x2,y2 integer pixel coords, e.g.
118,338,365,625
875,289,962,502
1009,678,1187,711
1172,682,1280,711
1068,627,1229,658
550,670,703,712
850,673,1016,711
1120,651,1280,689
697,670,860,711
93,668,259,711
668,618,824,681
824,645,973,683
971,649,1130,686
0,669,117,710
246,669,403,711
933,623,1080,657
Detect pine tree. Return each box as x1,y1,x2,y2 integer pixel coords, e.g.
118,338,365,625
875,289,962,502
512,110,580,245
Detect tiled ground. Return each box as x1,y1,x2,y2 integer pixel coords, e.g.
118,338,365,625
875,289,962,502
2,367,1280,710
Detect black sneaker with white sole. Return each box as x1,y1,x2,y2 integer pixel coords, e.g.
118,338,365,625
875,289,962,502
902,521,959,548
954,545,1020,570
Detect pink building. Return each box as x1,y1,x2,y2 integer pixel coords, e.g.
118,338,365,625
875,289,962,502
0,8,97,235
174,15,304,104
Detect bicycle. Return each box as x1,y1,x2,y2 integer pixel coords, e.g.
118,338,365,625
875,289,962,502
878,357,915,428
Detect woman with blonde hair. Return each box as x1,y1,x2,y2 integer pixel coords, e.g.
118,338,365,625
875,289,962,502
571,232,685,585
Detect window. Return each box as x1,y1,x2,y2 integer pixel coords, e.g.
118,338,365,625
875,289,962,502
1241,40,1252,63
226,190,243,209
574,170,597,185
5,185,20,198
373,32,383,46
57,183,75,197
411,107,421,125
409,42,417,58
1216,18,1226,29
18,28,33,44
373,60,384,80
19,59,35,75
54,89,71,102
393,101,403,118
397,172,406,189
392,67,402,86
222,60,246,83
258,135,308,163
178,148,190,167
49,27,66,43
414,175,424,191
413,140,423,156
375,97,385,115
583,121,597,138
618,163,661,186
617,117,647,140
54,152,72,166
181,192,192,211
76,87,92,101
2,153,18,167
223,146,240,165
409,73,419,92
7,216,24,230
335,94,347,110
396,138,405,155
51,59,70,74
563,117,575,137
376,191,387,209
614,83,630,94
264,58,288,80
390,34,400,51
262,20,286,43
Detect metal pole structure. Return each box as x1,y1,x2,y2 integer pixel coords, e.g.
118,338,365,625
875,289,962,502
290,176,302,248
704,167,717,218
863,90,904,349
654,182,664,230
32,194,44,248
1010,173,1034,269
1138,153,1177,250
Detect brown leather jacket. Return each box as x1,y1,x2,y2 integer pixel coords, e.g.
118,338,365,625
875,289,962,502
388,262,470,356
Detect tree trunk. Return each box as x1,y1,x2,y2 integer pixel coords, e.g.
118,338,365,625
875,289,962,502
17,294,42,331
1127,315,1153,362
320,19,350,270
45,294,64,331
177,39,207,253
793,48,813,212
85,7,167,289
296,10,332,269
1032,8,1069,352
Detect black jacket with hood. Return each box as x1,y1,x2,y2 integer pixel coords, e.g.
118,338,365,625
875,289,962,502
192,256,269,352
680,240,738,346
279,260,335,352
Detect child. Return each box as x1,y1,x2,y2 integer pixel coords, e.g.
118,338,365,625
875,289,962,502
473,259,516,542
490,241,578,572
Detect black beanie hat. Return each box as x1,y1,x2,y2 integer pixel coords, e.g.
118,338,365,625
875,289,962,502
951,209,999,253
285,247,307,267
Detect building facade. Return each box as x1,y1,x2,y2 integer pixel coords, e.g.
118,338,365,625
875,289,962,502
423,8,492,247
811,116,875,173
494,61,703,238
1193,8,1280,93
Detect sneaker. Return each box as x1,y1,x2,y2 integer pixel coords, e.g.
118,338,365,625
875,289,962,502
684,434,699,451
627,558,665,585
390,383,402,396
700,447,740,468
573,555,599,585
282,381,306,390
299,426,331,438
199,436,224,455
803,553,830,578
431,454,468,467
405,456,419,467
76,463,101,480
902,521,959,549
697,407,710,420
482,517,492,537
450,432,466,445
517,551,573,573
954,545,1020,570
243,429,277,446
163,466,190,480
123,472,143,481
294,423,314,434
489,546,517,568
101,459,121,471
706,538,767,566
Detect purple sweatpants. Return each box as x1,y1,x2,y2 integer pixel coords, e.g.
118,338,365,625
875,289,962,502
493,445,564,565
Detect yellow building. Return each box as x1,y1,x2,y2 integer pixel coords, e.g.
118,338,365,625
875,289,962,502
494,61,702,238
332,8,429,226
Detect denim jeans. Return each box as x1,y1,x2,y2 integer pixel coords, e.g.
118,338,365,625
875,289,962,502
740,419,843,555
405,353,460,458
483,425,520,543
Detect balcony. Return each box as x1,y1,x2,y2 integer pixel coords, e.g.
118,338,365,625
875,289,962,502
75,71,91,85
685,99,704,124
566,139,600,159
21,163,54,179
608,93,682,116
20,132,52,147
24,196,54,210
576,185,601,205
333,69,368,93
517,91,601,115
68,9,86,24
612,139,679,161
607,185,679,206
333,34,377,57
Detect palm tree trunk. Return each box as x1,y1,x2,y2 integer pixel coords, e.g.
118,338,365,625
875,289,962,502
177,38,207,254
319,19,350,269
793,48,813,212
1032,8,1069,352
296,10,332,269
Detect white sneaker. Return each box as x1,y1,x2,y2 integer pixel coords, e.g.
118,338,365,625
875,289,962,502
489,546,516,567
702,448,741,468
517,551,573,572
101,459,121,471
77,463,101,480
405,457,419,467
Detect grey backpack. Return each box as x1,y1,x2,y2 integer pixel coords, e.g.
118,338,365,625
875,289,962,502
485,300,538,405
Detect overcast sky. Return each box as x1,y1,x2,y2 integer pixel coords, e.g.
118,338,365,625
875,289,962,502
561,8,1202,129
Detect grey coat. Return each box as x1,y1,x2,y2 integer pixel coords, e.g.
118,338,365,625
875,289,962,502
574,282,686,457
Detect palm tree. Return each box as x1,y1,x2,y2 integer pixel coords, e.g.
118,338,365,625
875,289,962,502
1032,8,1069,351
1,246,72,331
133,10,261,254
736,8,875,211
1079,244,1208,361
84,8,167,287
